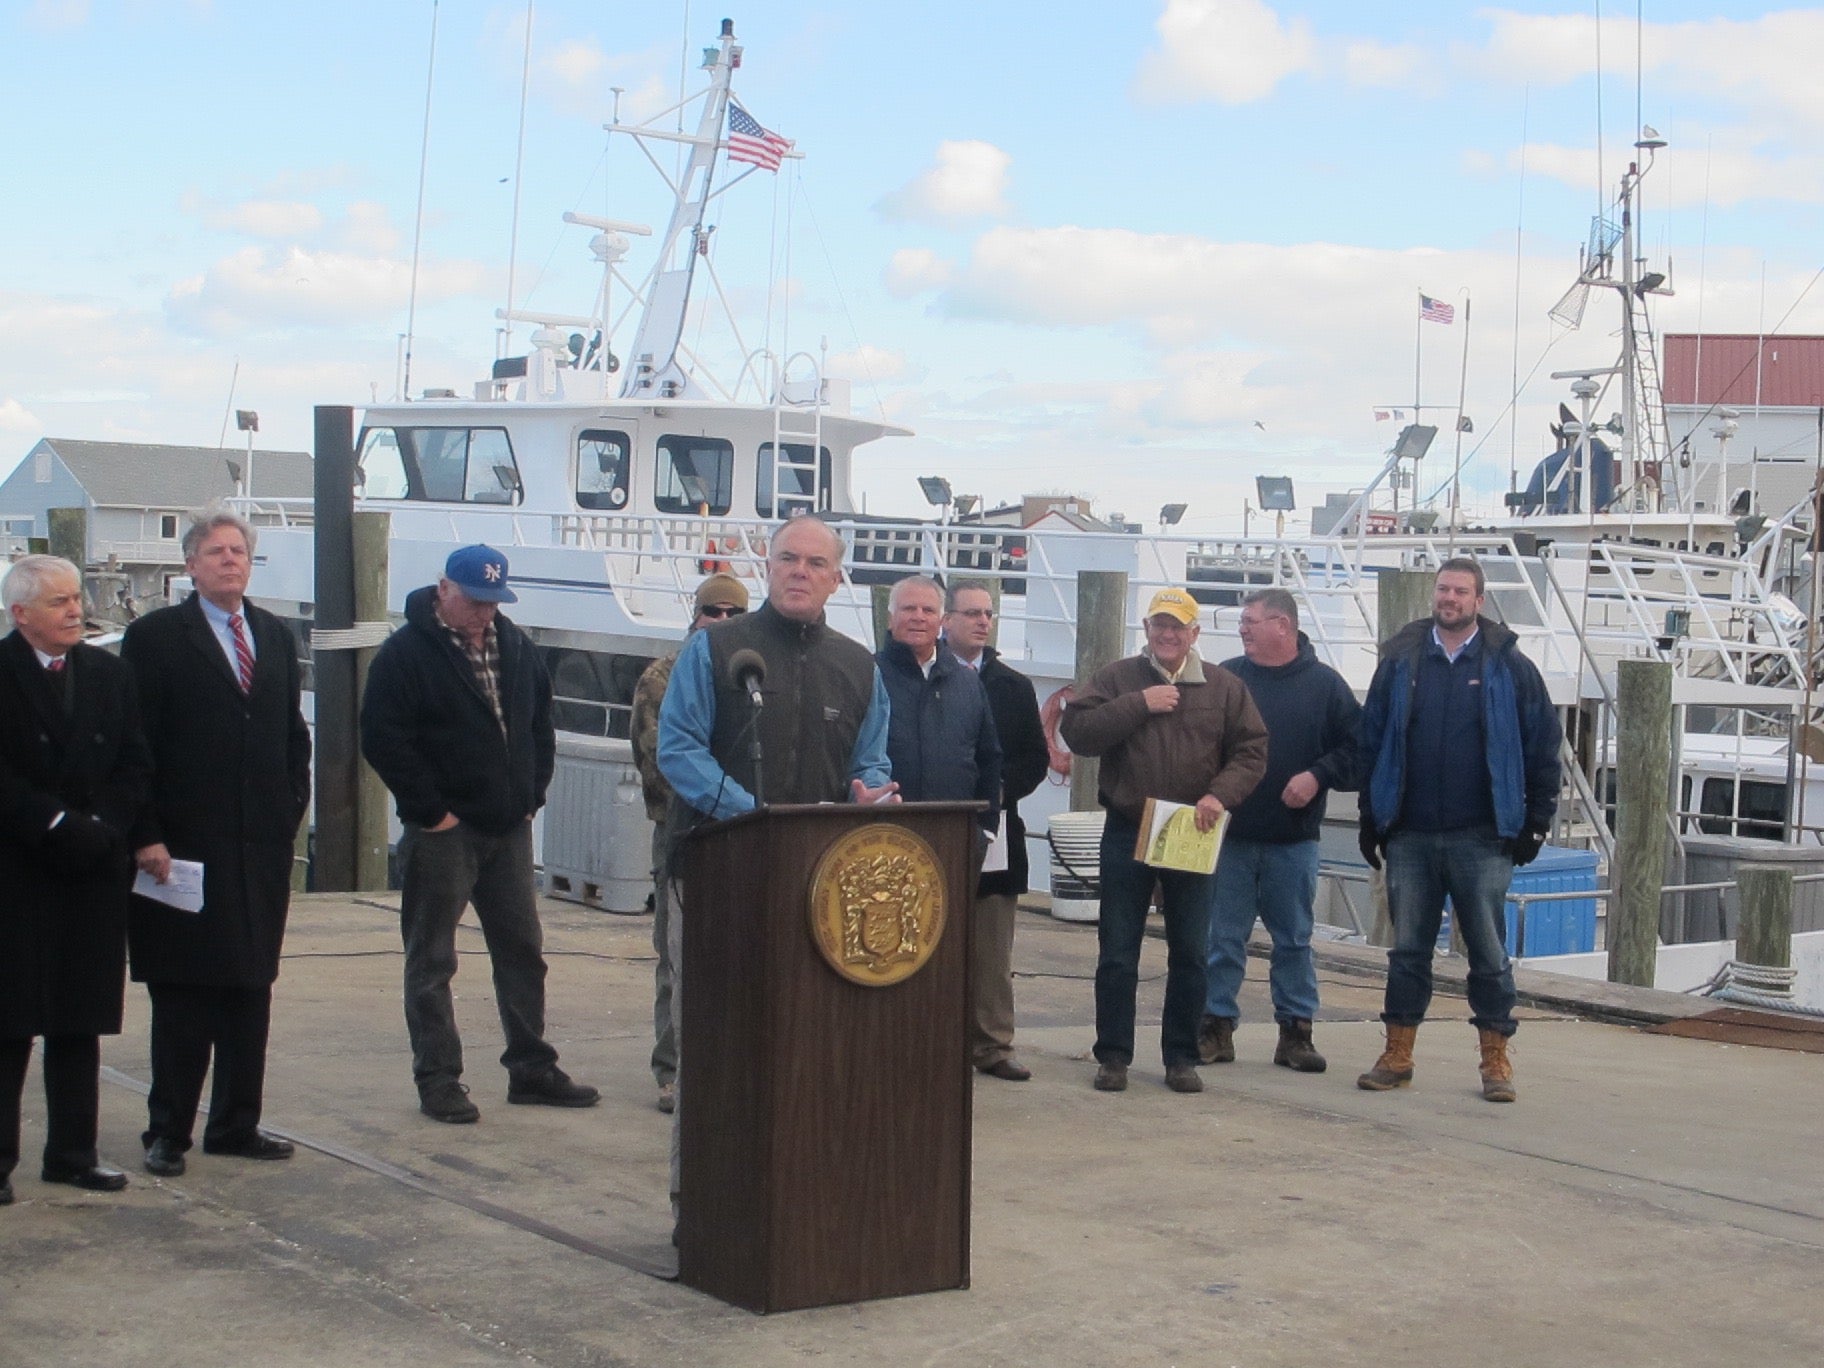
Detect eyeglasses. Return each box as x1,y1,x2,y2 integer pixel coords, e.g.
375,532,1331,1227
698,605,746,619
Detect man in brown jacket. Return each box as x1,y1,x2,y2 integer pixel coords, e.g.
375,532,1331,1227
1060,587,1267,1094
628,573,749,1115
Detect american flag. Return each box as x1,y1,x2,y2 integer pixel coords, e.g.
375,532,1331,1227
727,104,792,172
1420,293,1455,325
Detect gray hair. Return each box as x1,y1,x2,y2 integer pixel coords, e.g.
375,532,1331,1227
946,578,994,612
889,574,944,611
2,554,82,612
776,513,846,562
182,504,258,558
1242,587,1298,630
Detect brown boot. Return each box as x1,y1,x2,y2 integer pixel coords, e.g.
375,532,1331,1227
1197,1014,1236,1064
1478,1028,1517,1103
1356,1023,1418,1090
1273,1019,1327,1073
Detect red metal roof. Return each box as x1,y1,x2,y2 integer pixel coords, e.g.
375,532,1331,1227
1663,334,1824,408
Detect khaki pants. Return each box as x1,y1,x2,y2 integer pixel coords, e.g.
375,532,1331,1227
970,892,1019,1069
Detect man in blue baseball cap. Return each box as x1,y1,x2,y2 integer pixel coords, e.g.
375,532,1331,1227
361,545,598,1123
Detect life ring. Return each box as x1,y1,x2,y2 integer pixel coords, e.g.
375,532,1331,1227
1040,684,1075,780
699,535,733,575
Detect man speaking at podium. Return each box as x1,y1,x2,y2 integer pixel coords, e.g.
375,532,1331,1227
655,513,897,1232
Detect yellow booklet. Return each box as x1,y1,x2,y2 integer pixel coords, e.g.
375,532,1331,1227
1133,798,1228,875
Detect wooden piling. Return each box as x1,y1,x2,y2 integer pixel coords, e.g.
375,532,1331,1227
1609,657,1672,987
1735,864,1793,969
1069,570,1128,813
353,510,391,892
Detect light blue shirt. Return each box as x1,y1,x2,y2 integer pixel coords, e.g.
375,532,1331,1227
1431,623,1479,665
198,594,256,673
655,627,892,820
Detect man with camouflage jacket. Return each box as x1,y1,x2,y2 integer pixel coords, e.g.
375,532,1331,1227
628,573,749,1114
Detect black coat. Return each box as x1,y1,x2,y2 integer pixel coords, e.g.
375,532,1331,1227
0,631,151,1038
975,647,1049,897
123,596,311,987
361,586,555,836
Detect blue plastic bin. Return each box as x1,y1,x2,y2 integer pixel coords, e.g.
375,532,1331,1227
1438,844,1599,957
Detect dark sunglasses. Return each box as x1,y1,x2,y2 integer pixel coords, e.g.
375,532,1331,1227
699,605,746,619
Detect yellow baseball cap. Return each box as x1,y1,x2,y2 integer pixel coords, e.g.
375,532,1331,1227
1144,587,1199,625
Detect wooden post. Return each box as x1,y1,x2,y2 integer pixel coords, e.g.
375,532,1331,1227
1735,864,1793,969
312,406,358,892
1609,657,1672,987
1069,570,1128,813
1368,567,1434,947
353,510,392,892
870,582,893,651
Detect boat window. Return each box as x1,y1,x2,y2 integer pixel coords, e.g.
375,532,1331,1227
354,426,522,505
655,436,733,515
756,442,831,517
1697,776,1786,840
576,429,632,510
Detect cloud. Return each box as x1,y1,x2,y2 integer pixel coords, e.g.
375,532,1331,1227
1507,138,1824,210
1341,39,1425,90
1134,0,1315,104
199,199,325,239
533,32,671,122
0,398,41,436
164,246,487,337
827,344,915,385
884,248,955,297
877,141,1012,224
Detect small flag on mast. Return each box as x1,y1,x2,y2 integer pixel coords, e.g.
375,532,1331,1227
1420,294,1455,325
727,103,793,172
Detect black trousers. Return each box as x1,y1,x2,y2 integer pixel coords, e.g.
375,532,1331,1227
0,1034,103,1179
143,983,273,1151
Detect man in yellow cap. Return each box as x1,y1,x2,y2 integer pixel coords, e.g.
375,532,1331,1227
1060,587,1267,1095
629,572,749,1115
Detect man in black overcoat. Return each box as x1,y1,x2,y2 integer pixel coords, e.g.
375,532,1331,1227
124,508,311,1176
0,555,151,1203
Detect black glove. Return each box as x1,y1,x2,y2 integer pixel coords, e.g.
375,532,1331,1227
1510,827,1548,867
47,814,120,869
1357,812,1383,871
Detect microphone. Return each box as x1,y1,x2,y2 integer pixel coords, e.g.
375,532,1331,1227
727,648,767,707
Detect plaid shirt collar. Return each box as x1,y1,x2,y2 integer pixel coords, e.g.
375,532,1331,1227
437,613,504,732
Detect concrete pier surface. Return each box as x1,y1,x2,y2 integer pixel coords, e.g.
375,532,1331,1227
3,894,1820,1368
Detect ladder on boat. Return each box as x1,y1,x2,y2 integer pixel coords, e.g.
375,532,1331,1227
765,354,828,519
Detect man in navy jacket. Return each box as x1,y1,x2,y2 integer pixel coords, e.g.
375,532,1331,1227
1355,558,1561,1103
1202,589,1358,1075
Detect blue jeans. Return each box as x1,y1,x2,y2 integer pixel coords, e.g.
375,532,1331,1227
1205,838,1320,1023
1094,815,1212,1069
1383,827,1517,1035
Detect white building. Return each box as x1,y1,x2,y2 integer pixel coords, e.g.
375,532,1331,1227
1662,333,1824,521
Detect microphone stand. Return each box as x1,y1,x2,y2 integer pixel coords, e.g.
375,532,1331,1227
744,681,764,809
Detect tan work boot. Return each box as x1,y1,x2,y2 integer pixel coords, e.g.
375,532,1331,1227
1198,1014,1236,1064
1478,1028,1517,1102
1356,1023,1418,1090
1273,1019,1327,1073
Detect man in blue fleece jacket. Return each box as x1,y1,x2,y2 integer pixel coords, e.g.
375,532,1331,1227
1201,589,1359,1074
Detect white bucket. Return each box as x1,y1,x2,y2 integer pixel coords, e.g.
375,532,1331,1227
1046,811,1105,923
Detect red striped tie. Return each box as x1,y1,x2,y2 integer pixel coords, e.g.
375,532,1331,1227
47,657,65,674
230,613,255,693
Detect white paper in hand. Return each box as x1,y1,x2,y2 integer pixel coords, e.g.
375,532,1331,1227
133,859,205,914
981,812,1010,874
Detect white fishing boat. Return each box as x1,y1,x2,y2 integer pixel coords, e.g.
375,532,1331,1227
236,21,1823,910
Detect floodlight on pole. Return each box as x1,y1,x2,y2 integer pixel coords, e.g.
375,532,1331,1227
917,476,954,527
1159,502,1188,529
235,410,260,498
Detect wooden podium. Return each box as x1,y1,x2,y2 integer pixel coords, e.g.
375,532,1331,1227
675,801,980,1313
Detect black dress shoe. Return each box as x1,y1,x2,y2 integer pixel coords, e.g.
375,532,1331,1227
41,1163,129,1192
144,1138,187,1177
203,1132,294,1161
979,1058,1032,1081
1,1176,13,1205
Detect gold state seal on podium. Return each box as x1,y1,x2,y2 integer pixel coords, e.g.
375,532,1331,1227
808,822,948,986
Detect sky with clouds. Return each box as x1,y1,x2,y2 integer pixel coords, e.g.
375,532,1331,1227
6,0,1823,535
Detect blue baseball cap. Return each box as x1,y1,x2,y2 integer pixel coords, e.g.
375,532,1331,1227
444,544,518,603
